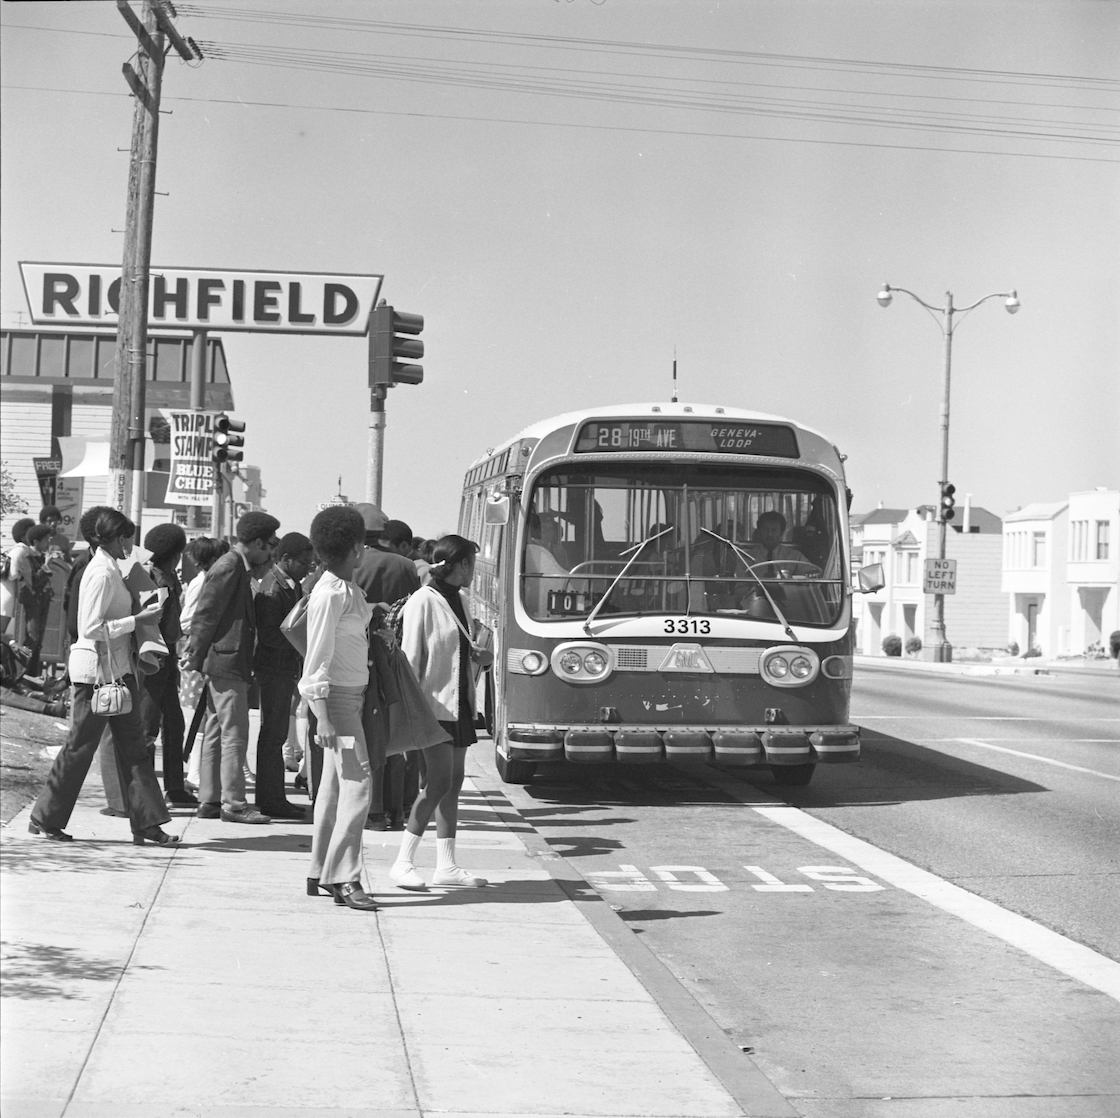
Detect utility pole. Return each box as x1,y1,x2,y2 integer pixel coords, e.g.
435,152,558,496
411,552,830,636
109,0,200,527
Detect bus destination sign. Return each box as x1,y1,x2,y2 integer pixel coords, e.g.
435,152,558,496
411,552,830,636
574,420,798,458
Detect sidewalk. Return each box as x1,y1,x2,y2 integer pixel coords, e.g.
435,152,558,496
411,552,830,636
0,751,794,1118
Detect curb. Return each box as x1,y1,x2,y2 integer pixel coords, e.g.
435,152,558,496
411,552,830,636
468,747,800,1118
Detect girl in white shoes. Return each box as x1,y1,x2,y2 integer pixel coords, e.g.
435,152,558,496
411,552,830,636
391,535,494,889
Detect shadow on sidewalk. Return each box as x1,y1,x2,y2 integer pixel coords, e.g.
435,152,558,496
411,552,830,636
0,940,165,1000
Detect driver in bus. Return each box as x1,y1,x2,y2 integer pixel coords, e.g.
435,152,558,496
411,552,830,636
746,511,816,573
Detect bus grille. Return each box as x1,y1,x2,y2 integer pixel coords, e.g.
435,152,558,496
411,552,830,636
613,646,761,674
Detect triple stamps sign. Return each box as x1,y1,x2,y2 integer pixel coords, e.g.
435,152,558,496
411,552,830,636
163,409,218,506
923,558,958,595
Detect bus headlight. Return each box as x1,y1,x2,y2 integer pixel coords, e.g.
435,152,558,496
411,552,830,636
761,646,819,687
790,655,814,679
551,642,615,684
521,651,547,674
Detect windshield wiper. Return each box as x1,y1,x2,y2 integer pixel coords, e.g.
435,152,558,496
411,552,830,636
583,526,675,634
699,528,797,642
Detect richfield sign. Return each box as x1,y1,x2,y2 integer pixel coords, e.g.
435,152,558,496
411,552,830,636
19,263,383,336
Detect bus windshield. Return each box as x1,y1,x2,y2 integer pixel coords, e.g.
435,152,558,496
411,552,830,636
522,463,844,626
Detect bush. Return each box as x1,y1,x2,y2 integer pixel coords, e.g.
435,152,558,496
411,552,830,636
882,634,902,657
1007,641,1019,656
905,637,922,656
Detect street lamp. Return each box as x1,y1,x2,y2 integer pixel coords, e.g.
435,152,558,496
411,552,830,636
877,283,1020,662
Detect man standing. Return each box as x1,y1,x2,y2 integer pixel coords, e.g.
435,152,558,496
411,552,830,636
39,505,73,559
353,506,420,608
186,511,280,825
252,532,314,820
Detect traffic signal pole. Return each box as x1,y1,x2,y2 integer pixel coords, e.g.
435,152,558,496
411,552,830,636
367,303,423,507
367,386,386,507
930,295,955,662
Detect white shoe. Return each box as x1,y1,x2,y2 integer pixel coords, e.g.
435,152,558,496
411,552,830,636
389,863,428,891
431,866,488,888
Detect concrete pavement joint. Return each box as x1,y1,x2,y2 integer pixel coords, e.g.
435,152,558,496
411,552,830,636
58,827,186,1117
467,750,799,1118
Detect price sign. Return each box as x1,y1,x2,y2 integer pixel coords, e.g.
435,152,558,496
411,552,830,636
923,558,957,595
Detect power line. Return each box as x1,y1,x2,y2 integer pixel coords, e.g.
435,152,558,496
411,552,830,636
8,22,1117,115
194,39,1119,147
176,5,1120,91
5,84,1117,164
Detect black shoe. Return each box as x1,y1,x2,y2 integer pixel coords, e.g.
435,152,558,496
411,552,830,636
29,819,73,842
165,789,199,807
257,801,305,820
100,807,128,818
133,826,180,846
220,807,271,825
389,814,406,831
196,802,221,819
337,882,378,911
365,812,388,831
293,773,308,792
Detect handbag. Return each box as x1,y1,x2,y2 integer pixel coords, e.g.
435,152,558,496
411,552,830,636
91,643,132,717
280,596,310,658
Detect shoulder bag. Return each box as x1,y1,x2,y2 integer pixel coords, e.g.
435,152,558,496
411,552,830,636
280,596,310,658
91,642,132,717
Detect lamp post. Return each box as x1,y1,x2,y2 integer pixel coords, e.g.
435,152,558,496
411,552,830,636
876,283,1019,662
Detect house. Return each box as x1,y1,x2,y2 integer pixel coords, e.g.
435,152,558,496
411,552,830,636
851,499,1004,656
1003,489,1119,655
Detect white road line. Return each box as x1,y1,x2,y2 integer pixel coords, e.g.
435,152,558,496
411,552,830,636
752,805,1120,1002
908,738,1120,744
852,716,1120,721
953,737,1120,781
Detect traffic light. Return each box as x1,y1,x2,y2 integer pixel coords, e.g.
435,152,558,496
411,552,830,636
939,482,956,522
212,414,245,464
369,303,424,387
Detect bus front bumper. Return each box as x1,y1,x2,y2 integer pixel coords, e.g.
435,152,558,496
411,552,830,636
504,725,860,766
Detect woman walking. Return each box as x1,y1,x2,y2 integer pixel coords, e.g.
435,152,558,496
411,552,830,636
29,508,178,845
390,534,494,890
301,506,378,911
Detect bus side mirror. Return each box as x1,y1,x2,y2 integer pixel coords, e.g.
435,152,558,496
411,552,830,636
856,563,885,593
484,496,510,526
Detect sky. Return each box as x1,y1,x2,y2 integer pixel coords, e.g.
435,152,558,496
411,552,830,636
2,0,1117,539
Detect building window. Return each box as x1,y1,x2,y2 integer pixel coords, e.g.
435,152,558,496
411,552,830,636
1071,520,1087,561
1032,532,1046,568
1097,521,1111,560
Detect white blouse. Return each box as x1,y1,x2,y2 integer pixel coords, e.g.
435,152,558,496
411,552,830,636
298,571,372,701
69,548,137,683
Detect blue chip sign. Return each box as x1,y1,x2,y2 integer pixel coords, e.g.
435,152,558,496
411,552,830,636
923,558,958,595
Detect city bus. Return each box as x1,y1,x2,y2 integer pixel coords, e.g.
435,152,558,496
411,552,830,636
458,403,884,786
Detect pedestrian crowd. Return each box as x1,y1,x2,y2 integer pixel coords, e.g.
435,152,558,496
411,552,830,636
5,500,492,910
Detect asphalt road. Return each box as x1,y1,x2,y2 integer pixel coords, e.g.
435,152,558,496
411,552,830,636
478,666,1120,1117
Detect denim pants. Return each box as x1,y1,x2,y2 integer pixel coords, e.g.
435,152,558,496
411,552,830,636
198,676,250,812
309,686,372,886
33,676,169,833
